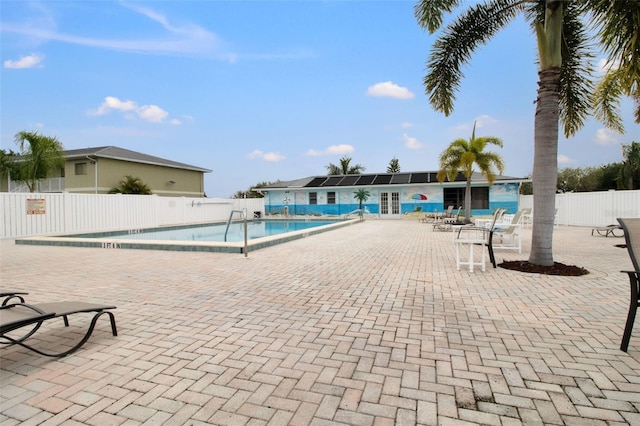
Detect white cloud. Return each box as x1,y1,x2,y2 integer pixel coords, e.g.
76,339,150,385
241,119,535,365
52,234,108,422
557,154,574,164
366,81,414,100
305,144,354,156
3,53,43,69
170,118,182,125
401,122,413,129
2,3,223,59
138,104,168,123
89,96,171,124
596,58,619,75
248,149,285,162
402,134,423,150
594,128,619,146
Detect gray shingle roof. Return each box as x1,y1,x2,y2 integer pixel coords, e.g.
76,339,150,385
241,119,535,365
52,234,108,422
64,146,211,173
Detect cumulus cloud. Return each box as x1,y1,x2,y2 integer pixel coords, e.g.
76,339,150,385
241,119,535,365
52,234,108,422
557,154,574,164
474,114,499,128
3,53,44,69
402,134,423,150
401,122,413,128
366,81,414,100
89,96,172,124
248,149,285,162
594,128,619,146
305,144,354,156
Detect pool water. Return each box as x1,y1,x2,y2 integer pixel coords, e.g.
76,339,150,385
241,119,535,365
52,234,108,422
96,220,338,243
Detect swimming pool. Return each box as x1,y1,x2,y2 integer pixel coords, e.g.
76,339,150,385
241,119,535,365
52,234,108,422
15,218,360,254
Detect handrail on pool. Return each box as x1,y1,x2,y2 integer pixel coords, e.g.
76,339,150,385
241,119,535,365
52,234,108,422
225,210,248,257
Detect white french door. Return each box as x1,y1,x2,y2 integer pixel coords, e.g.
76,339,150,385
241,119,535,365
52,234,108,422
379,191,400,218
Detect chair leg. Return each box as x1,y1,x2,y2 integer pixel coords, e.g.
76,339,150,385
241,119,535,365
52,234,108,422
487,231,496,268
621,272,639,352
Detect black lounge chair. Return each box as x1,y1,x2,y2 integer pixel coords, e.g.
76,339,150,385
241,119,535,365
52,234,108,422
1,298,117,357
617,218,640,352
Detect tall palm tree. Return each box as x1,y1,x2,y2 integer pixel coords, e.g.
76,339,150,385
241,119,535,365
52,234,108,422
415,0,608,266
326,156,365,175
437,122,504,224
13,131,65,192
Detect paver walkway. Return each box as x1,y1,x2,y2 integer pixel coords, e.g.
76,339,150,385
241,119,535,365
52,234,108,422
1,220,639,425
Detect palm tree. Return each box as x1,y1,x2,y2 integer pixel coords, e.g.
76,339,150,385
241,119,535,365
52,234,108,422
353,188,370,219
437,122,504,224
13,131,65,192
326,156,365,175
387,157,401,173
414,0,612,266
109,175,152,195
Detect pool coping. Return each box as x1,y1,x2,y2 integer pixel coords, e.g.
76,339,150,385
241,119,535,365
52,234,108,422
15,218,362,254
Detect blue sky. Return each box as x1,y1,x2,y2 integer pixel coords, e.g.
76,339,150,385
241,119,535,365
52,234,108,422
1,1,638,197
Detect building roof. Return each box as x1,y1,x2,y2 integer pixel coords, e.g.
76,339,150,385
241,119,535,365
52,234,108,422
64,146,212,173
260,171,527,190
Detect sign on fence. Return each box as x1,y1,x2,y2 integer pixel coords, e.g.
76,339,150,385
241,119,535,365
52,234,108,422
26,198,46,215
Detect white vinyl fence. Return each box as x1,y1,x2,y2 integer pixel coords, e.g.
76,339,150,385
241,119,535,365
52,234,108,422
519,189,640,227
0,193,264,239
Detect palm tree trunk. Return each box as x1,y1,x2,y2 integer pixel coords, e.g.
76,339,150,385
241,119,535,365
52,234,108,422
529,67,561,266
464,178,472,223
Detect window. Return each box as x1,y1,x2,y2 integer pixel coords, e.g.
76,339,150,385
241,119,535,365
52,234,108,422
75,162,87,175
327,192,336,204
443,187,489,210
309,192,317,205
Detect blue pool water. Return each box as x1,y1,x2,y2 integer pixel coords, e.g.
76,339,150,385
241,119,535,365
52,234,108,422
100,220,338,243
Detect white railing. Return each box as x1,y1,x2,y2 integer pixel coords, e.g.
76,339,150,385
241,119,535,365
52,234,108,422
9,177,65,193
519,189,640,227
0,192,265,239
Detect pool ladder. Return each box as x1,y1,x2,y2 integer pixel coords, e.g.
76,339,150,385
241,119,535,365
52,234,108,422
224,209,248,257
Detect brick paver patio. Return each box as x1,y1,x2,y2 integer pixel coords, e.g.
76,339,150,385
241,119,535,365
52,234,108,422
1,220,639,425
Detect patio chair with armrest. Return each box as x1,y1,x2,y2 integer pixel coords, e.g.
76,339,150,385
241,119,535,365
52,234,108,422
617,218,640,352
433,206,459,231
454,208,505,271
0,299,117,357
491,209,525,253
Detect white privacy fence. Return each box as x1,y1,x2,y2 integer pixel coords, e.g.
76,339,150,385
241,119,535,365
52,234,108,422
0,193,265,239
519,190,640,227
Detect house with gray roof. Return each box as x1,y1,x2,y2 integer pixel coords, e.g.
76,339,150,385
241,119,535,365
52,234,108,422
4,146,211,197
258,171,527,218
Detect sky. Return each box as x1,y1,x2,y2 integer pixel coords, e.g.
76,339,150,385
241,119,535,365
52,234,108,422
1,1,638,198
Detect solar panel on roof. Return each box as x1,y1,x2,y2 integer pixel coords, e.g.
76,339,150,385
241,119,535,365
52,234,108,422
409,173,430,183
390,173,410,184
373,174,392,184
322,176,343,186
338,175,360,186
355,175,375,185
305,177,328,187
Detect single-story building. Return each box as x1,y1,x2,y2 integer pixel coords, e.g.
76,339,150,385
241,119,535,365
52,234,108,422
257,171,527,219
3,146,212,197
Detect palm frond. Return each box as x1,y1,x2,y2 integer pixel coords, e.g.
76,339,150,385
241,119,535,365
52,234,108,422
414,0,461,34
422,0,523,115
593,69,625,133
558,3,594,137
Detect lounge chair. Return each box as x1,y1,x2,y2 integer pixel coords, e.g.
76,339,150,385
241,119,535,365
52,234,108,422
433,205,457,231
591,224,624,238
1,298,117,357
617,218,639,352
